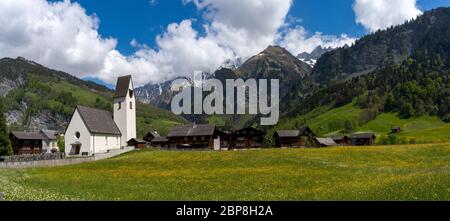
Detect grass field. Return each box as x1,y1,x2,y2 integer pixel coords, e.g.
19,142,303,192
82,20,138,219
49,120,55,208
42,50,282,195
0,143,449,201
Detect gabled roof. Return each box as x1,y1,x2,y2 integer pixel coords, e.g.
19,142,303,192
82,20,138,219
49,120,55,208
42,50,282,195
235,126,266,135
147,131,161,138
76,106,121,135
10,131,46,140
127,138,147,144
40,129,58,140
332,135,350,141
167,124,216,137
114,75,132,98
275,130,300,138
315,137,338,146
298,126,316,136
350,133,376,139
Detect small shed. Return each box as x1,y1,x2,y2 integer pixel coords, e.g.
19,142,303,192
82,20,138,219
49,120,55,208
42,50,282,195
315,137,338,147
350,133,376,146
391,126,401,134
332,135,351,146
127,138,147,149
151,137,169,148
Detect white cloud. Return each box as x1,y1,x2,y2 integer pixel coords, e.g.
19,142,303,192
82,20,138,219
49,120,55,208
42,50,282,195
279,26,356,55
353,0,422,32
0,0,357,86
0,0,116,78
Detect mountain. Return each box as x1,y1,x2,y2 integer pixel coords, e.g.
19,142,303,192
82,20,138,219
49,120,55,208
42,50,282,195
297,46,334,67
312,7,450,83
0,57,187,137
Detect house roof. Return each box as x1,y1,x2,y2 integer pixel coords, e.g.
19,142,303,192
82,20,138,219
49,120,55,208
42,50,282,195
151,137,169,142
350,133,376,139
76,106,121,135
332,135,349,140
235,126,266,135
275,130,300,138
298,126,316,135
315,137,338,146
147,131,161,138
40,130,58,140
127,138,147,144
114,75,132,98
10,131,46,140
167,124,216,137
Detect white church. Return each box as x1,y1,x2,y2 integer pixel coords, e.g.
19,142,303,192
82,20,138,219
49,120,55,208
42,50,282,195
64,75,136,156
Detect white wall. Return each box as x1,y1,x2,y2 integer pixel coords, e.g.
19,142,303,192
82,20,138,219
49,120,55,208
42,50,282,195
113,79,137,146
92,134,121,154
65,109,92,156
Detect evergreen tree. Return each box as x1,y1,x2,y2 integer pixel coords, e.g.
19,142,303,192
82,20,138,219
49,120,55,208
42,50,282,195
0,99,12,156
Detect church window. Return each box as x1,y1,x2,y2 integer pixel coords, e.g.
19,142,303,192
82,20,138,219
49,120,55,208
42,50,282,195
118,102,121,110
130,101,133,110
75,132,80,139
129,89,134,98
105,137,108,146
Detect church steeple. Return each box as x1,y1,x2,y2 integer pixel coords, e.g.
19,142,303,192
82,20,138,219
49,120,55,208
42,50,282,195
113,75,136,146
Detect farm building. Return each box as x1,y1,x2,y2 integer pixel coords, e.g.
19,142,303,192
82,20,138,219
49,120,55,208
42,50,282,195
150,137,169,148
231,127,265,148
127,138,147,149
166,124,220,149
315,138,338,147
273,127,317,148
391,126,401,134
64,76,136,156
143,130,161,142
350,133,376,146
332,135,351,146
9,130,61,155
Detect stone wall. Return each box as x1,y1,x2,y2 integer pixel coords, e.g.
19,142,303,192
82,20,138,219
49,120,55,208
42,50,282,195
0,147,134,169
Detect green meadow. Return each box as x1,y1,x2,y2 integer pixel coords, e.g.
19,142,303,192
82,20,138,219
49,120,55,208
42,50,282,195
0,143,449,201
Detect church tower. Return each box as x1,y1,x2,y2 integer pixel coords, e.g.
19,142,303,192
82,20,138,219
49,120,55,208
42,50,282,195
113,75,137,146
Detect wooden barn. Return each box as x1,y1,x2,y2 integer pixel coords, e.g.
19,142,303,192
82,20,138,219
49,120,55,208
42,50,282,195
143,130,161,142
9,131,46,155
273,127,317,148
127,138,148,149
350,133,376,146
150,137,169,148
231,127,265,148
314,137,338,147
166,124,218,149
332,135,351,146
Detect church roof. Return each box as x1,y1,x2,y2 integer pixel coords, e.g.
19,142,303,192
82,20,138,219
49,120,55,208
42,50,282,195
76,106,121,135
114,75,132,98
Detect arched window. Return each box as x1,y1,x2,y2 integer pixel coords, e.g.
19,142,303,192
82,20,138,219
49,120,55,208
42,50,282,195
118,101,122,110
75,132,80,139
130,101,133,110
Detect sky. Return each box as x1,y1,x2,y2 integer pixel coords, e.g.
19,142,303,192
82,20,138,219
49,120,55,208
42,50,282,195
0,0,449,88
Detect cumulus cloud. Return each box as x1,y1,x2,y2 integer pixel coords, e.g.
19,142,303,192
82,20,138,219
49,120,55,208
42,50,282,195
353,0,422,32
0,0,357,86
279,26,356,55
0,0,116,78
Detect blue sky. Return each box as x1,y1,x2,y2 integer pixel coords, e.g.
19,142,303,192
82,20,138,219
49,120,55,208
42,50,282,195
2,0,449,87
69,0,449,57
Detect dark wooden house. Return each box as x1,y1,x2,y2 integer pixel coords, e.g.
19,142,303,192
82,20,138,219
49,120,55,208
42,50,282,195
391,126,401,134
143,130,161,142
9,131,46,155
166,124,218,149
150,137,169,148
273,127,317,148
332,135,351,146
350,133,376,146
127,138,148,149
231,127,265,148
314,137,338,147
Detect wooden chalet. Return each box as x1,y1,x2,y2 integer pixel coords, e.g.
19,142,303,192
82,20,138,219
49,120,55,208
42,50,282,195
391,126,401,134
350,133,376,146
314,137,338,147
127,138,148,149
273,127,317,148
9,131,46,155
332,135,351,146
231,127,265,148
143,130,161,142
150,137,169,148
166,124,218,149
